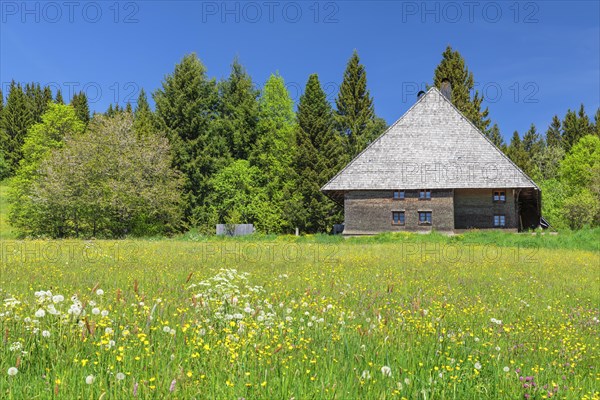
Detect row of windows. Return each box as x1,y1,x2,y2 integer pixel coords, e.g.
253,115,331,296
392,190,507,203
392,211,431,225
392,212,507,227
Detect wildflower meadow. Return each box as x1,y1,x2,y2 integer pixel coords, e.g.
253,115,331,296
0,237,598,399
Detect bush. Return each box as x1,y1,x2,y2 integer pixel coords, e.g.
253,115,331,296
22,113,184,238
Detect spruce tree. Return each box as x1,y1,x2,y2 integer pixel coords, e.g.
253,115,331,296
561,106,593,152
125,102,133,114
25,83,53,123
215,59,260,160
487,123,505,149
70,92,90,125
0,81,32,173
43,86,53,106
594,108,600,137
433,45,491,133
506,131,530,174
154,53,226,227
0,88,3,116
546,115,562,149
292,74,343,233
335,50,386,161
523,123,543,159
577,104,593,137
55,89,64,104
106,104,115,117
133,89,156,136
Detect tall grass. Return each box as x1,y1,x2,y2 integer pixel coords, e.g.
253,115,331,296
0,239,598,398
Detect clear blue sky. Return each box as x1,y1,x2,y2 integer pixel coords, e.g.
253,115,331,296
1,1,598,141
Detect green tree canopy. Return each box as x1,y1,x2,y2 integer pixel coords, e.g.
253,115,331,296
292,74,343,233
215,59,260,160
154,53,228,228
9,103,85,235
70,91,90,125
25,113,183,238
433,45,491,133
0,81,33,173
249,73,296,233
335,50,386,161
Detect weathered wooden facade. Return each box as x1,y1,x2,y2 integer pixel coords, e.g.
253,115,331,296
322,87,541,234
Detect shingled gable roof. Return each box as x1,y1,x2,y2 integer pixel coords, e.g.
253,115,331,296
322,87,539,194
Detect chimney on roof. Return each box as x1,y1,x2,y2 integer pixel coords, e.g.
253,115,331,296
440,78,452,101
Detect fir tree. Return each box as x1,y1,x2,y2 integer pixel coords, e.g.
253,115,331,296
0,81,33,173
106,104,115,117
215,59,260,160
55,89,64,104
25,83,46,123
563,105,593,151
125,102,133,114
154,53,226,227
523,123,543,158
70,92,90,125
433,45,491,133
506,131,530,174
133,89,156,136
487,123,505,149
594,108,600,137
292,74,343,233
335,50,386,161
577,104,593,137
545,115,562,148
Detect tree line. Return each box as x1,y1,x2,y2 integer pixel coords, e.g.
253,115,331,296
1,46,598,237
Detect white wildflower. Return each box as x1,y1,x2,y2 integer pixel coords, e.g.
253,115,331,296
381,366,392,377
86,375,94,384
7,367,18,376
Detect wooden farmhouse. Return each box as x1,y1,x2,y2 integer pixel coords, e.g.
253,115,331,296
322,87,543,235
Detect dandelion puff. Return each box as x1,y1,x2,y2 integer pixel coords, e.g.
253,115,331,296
163,326,171,333
35,309,46,318
96,289,104,296
503,366,510,372
42,330,51,338
92,308,100,315
86,375,94,384
474,362,482,370
361,370,371,380
116,372,125,381
381,366,392,377
7,367,18,376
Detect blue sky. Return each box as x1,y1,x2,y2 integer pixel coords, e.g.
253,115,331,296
1,1,598,141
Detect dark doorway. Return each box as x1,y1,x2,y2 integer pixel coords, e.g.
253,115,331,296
517,189,541,230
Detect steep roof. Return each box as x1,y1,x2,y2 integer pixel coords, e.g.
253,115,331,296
322,87,539,193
